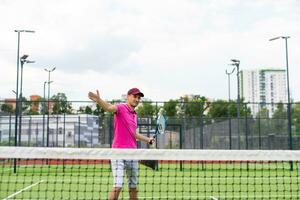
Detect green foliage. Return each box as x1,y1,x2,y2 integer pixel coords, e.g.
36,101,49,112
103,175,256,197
27,97,41,115
27,109,39,115
228,101,251,118
177,95,209,117
51,93,73,114
0,141,12,146
93,104,105,116
163,99,178,117
79,106,93,114
271,103,287,134
255,107,269,118
78,106,93,114
1,103,13,113
207,100,228,118
78,106,85,113
136,101,156,117
20,97,30,113
39,97,47,114
292,104,300,135
207,99,252,119
85,106,93,114
272,102,286,119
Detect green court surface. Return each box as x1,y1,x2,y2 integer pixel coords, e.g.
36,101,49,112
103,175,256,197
1,162,299,199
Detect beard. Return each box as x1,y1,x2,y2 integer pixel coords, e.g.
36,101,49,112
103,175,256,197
130,101,139,108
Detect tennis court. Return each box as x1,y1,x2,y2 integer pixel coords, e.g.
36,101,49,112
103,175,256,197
1,147,300,199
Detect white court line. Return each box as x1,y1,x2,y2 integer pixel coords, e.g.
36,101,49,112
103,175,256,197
135,195,300,199
3,180,44,200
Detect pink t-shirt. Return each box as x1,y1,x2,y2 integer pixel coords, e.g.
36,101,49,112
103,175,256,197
112,103,137,148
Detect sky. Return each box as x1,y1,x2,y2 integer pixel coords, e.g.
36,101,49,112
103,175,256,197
0,0,300,102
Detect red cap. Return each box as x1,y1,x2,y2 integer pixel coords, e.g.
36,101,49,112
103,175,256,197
127,88,144,97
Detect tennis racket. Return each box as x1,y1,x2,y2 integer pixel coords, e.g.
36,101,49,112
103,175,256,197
149,110,167,145
140,111,167,170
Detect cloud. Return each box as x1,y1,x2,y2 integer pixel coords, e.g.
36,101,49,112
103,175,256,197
1,0,300,102
36,35,142,73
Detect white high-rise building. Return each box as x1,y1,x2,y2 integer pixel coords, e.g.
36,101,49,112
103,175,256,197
240,69,287,116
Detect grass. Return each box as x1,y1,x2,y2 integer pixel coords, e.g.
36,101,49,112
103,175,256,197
1,161,300,199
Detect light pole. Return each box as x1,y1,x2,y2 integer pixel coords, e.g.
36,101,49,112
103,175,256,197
18,55,35,146
226,68,235,149
45,67,56,147
226,68,236,101
269,36,292,151
43,80,52,147
230,59,241,149
42,81,47,146
14,30,35,147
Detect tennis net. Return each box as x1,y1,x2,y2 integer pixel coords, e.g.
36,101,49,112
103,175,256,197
1,147,300,199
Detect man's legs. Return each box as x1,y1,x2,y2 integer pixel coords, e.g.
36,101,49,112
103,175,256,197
110,160,124,200
109,160,138,200
108,187,137,200
108,187,122,200
126,160,138,200
129,187,138,200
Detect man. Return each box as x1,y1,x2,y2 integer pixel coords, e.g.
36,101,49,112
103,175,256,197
88,88,154,200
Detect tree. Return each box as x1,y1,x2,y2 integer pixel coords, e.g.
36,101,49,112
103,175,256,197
228,101,251,118
27,109,39,115
272,102,287,119
78,106,85,113
1,104,13,113
51,93,73,114
27,96,41,115
92,103,108,146
251,107,270,138
207,99,252,119
40,97,47,114
84,106,93,114
85,106,93,114
93,104,105,116
256,107,269,119
271,103,287,134
19,97,31,114
163,99,178,117
136,101,156,117
78,106,93,114
207,100,228,118
292,103,300,135
177,95,210,117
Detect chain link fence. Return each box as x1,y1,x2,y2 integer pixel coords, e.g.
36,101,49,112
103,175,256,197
0,101,299,150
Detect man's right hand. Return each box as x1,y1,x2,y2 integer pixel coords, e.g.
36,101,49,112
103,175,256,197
88,90,100,102
149,137,155,145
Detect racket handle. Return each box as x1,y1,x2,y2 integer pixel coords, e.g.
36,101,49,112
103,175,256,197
149,135,156,145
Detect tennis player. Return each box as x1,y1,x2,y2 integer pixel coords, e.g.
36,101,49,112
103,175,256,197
88,88,154,200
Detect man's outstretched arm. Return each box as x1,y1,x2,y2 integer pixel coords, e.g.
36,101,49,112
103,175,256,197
88,90,117,113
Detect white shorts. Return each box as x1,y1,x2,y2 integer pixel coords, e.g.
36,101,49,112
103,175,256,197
111,160,138,188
